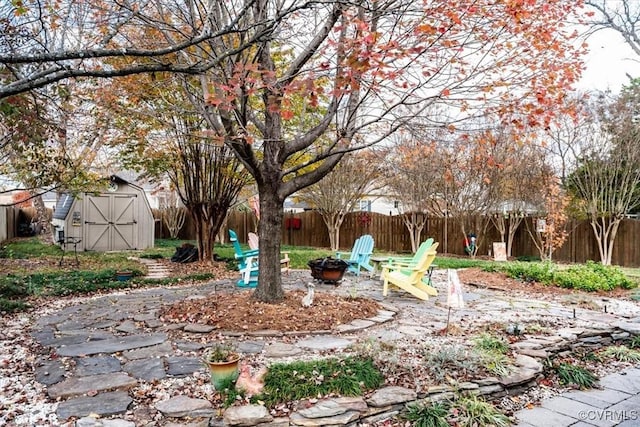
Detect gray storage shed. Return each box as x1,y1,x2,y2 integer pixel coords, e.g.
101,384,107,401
51,175,155,251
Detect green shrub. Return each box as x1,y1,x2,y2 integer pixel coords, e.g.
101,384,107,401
495,261,556,284
480,352,513,377
0,278,33,299
259,357,383,406
474,333,509,354
629,336,640,349
555,261,635,292
403,401,450,427
0,298,30,313
491,260,636,292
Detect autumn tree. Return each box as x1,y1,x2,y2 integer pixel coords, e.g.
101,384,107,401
382,129,440,253
4,0,588,302
428,131,501,258
101,73,253,263
296,151,383,251
525,175,570,261
485,126,551,257
0,0,286,98
0,90,101,232
566,83,640,265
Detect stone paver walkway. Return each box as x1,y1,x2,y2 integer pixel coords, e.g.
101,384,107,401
515,367,640,426
26,266,640,426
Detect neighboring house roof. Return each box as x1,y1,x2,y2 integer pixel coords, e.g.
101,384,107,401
284,199,311,211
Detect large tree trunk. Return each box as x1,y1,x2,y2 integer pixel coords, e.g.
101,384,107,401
190,204,226,264
506,216,523,258
30,193,50,238
591,216,621,266
321,212,344,251
253,187,285,302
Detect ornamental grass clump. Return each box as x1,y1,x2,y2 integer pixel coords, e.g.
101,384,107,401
403,401,450,427
258,357,383,407
555,363,598,389
601,345,640,363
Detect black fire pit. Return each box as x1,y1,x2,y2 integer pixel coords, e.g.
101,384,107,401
308,257,349,284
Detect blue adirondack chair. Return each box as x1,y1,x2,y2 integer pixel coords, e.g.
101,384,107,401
229,229,259,287
336,234,375,276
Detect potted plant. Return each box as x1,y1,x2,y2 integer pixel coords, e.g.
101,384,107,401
202,344,241,390
115,270,133,281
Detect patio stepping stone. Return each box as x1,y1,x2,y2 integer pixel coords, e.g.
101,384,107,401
123,341,173,360
296,335,353,351
56,391,133,420
123,358,166,381
264,342,302,357
236,340,265,354
47,372,138,399
75,356,121,376
55,332,167,357
34,359,67,385
166,356,202,376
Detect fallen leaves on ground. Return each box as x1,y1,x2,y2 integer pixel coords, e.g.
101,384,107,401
159,290,381,332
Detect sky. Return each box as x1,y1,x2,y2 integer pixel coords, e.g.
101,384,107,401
576,27,640,92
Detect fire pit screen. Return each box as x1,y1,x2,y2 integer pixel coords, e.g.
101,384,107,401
308,257,349,284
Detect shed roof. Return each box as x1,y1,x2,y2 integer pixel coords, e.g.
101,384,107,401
52,193,74,220
52,175,139,220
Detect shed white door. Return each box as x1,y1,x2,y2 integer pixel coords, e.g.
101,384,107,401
84,194,137,251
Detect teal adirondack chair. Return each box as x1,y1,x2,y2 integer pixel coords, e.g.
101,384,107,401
336,234,375,276
229,229,259,287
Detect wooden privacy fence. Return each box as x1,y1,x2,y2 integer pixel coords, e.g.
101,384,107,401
152,209,640,267
0,206,25,242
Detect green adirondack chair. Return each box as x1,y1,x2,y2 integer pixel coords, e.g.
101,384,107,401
382,242,439,300
380,238,436,283
336,234,375,276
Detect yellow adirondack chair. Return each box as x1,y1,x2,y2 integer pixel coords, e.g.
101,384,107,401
382,242,439,300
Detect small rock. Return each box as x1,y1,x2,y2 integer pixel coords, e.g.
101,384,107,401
155,395,215,418
366,386,417,407
223,404,273,426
